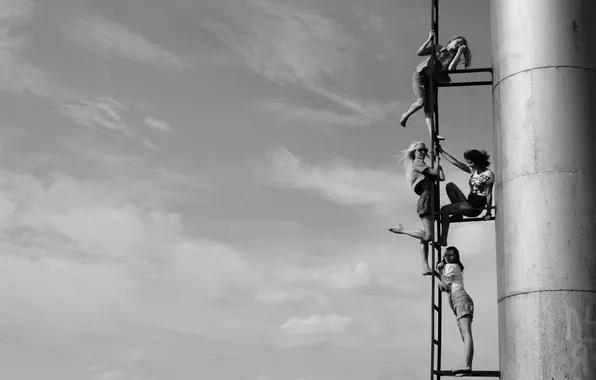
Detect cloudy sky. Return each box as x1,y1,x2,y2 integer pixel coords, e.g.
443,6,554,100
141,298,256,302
0,0,498,379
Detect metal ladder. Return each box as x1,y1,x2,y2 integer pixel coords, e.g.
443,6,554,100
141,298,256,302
427,1,499,379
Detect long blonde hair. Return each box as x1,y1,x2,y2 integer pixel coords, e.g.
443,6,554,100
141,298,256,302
397,141,425,184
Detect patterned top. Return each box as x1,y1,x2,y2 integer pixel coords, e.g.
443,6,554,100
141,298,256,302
442,263,464,291
468,169,494,198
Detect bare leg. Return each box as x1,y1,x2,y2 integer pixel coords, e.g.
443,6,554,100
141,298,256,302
388,225,425,240
419,241,432,276
424,104,434,142
400,98,424,127
457,319,465,342
419,216,433,275
423,86,444,141
389,216,433,275
455,316,474,373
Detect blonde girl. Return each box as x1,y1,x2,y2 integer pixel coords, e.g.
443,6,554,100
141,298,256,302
389,141,444,275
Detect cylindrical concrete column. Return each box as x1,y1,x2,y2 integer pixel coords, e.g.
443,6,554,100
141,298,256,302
491,1,596,379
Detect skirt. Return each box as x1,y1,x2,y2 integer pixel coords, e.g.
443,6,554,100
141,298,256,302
448,286,474,321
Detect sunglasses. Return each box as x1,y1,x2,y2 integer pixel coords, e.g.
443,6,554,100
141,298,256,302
417,148,428,153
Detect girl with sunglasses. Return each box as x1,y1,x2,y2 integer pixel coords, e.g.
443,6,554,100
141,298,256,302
390,141,444,275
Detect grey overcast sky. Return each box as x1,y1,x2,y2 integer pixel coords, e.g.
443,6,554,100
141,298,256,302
0,0,498,379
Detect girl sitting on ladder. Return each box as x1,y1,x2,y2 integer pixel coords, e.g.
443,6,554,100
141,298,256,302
400,30,472,141
436,147,494,247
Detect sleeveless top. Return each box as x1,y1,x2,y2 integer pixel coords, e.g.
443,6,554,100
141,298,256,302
468,169,494,198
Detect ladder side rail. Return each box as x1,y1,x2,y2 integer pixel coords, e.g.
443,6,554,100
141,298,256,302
429,1,440,380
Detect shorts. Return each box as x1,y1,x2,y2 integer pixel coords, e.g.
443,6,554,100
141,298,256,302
417,189,439,217
448,287,474,321
412,69,451,100
412,70,429,100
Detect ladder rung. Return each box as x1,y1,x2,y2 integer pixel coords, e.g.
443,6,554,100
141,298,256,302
434,67,493,75
434,370,500,377
433,304,440,312
437,81,493,87
433,206,495,216
433,339,440,346
451,216,496,224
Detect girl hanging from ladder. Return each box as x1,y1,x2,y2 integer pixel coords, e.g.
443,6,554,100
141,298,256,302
389,141,444,275
400,30,472,141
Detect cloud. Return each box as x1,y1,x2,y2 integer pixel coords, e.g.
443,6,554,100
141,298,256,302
57,97,131,135
360,14,385,32
203,4,353,86
262,99,373,128
205,3,397,124
57,97,173,148
64,13,185,69
155,166,187,183
271,256,415,299
262,147,407,214
254,290,327,306
144,116,173,132
329,262,371,290
91,369,125,380
0,171,259,337
277,314,352,346
0,0,53,96
0,0,34,20
141,138,159,150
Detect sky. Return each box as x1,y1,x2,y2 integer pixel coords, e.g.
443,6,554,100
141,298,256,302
0,0,498,379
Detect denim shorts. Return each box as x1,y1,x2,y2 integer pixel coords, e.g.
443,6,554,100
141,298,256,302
448,286,474,321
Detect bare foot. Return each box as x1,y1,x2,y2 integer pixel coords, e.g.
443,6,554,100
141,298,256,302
388,224,403,234
400,113,408,127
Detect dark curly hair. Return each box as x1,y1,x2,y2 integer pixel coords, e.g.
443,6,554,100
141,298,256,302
463,149,490,168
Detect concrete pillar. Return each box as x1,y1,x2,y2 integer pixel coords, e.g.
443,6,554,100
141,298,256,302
491,1,596,379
